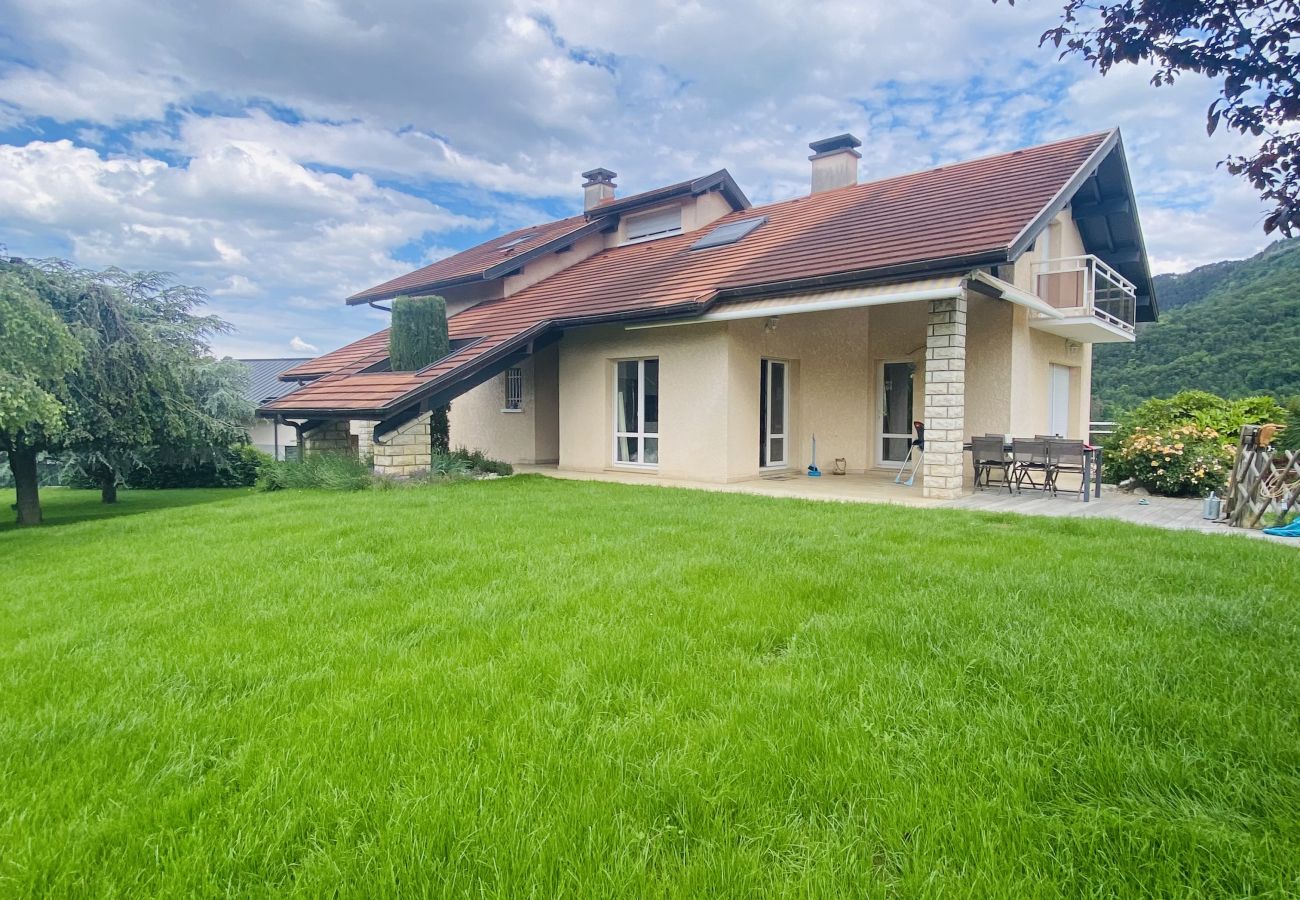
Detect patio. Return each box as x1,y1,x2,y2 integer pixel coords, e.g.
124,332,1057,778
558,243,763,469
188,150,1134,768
515,465,1294,544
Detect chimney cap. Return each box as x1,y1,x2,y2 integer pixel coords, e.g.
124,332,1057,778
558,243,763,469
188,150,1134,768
808,133,862,157
581,167,618,186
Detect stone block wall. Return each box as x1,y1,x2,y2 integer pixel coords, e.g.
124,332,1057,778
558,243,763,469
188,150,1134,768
373,411,432,477
922,294,967,500
302,420,352,455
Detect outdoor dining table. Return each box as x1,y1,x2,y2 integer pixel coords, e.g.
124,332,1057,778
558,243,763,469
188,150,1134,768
961,439,1103,502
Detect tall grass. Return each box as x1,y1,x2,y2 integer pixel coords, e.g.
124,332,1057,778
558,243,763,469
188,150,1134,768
256,452,374,491
1,479,1297,897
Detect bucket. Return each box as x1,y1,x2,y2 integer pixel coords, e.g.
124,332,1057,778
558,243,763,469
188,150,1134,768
1202,491,1221,520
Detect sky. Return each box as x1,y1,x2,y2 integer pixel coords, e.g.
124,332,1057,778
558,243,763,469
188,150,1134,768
0,0,1274,358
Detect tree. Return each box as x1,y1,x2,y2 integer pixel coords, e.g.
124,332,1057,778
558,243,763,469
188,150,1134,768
999,0,1300,236
389,295,452,453
0,258,249,520
0,271,81,525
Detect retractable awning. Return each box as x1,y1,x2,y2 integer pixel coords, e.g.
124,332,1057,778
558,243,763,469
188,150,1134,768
625,271,1062,330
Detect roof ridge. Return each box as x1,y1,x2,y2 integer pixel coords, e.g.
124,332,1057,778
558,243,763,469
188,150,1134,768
734,130,1116,220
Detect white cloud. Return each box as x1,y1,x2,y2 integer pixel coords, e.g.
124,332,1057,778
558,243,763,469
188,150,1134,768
0,0,1280,353
0,137,479,353
289,335,319,353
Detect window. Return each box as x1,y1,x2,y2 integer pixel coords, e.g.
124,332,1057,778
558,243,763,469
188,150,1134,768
691,215,767,250
624,206,682,244
504,367,523,411
613,358,659,466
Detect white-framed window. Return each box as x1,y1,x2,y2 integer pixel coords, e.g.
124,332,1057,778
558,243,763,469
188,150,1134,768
613,358,659,466
624,206,682,244
504,366,523,412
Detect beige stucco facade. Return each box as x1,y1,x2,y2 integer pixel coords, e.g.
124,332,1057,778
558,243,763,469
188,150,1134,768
432,288,1094,497
329,187,1107,498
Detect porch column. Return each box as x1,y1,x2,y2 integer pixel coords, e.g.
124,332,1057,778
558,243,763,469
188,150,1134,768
373,411,432,477
922,294,967,500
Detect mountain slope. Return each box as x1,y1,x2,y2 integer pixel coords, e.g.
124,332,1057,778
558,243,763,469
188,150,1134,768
1093,239,1300,414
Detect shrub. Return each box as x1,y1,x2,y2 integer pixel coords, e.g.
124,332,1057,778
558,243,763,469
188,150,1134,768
1107,390,1287,493
1279,396,1300,452
449,447,513,476
257,452,373,492
126,445,270,488
1113,424,1233,496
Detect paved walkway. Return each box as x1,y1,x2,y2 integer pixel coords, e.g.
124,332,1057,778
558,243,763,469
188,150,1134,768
516,465,1295,546
950,483,1294,545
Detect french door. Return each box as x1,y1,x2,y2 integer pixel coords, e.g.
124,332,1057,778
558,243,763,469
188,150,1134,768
760,358,788,468
878,360,915,465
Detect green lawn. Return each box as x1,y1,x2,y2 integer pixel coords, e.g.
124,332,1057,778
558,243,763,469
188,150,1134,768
2,479,1298,897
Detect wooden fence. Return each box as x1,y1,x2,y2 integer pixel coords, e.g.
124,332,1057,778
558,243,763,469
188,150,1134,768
1222,424,1300,529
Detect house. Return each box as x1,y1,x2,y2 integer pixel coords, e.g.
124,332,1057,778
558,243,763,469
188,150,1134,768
259,129,1156,500
241,358,309,459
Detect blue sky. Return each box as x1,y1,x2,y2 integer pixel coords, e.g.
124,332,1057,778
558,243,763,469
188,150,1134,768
0,0,1271,358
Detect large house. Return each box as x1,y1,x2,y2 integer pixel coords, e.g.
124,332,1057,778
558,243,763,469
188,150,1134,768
260,130,1155,500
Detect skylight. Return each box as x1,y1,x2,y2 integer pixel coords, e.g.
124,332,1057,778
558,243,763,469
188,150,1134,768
499,233,533,250
691,215,768,250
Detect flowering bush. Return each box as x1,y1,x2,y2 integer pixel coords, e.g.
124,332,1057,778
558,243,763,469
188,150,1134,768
1114,424,1233,496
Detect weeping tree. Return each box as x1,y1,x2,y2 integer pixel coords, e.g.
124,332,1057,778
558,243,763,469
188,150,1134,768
0,271,82,525
389,295,451,453
0,258,250,520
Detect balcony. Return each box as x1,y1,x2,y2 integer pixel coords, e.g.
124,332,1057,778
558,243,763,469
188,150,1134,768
1028,255,1138,343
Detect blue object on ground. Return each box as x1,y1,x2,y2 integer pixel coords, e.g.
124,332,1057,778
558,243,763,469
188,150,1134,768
1262,519,1300,538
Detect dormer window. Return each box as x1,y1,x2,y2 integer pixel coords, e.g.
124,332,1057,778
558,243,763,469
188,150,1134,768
624,206,682,244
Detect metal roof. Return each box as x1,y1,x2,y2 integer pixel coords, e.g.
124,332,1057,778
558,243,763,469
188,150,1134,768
238,358,311,404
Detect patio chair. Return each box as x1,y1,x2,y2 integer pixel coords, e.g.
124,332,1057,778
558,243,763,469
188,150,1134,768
1012,439,1049,493
972,436,1013,493
1045,439,1087,499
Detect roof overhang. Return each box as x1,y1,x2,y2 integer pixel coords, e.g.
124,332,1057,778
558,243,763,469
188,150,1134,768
1008,129,1157,322
346,218,608,306
624,269,1060,331
584,169,751,222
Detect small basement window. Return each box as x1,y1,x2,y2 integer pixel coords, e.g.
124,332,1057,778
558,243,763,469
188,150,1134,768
624,206,682,244
691,215,768,250
504,366,523,411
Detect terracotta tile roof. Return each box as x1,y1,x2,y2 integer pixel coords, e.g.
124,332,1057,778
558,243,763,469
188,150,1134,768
264,131,1116,418
277,329,391,380
346,216,589,304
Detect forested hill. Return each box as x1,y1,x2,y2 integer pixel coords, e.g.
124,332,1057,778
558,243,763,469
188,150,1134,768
1092,238,1300,414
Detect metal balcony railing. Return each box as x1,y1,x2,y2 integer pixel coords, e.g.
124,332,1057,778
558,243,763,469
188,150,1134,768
1031,255,1138,333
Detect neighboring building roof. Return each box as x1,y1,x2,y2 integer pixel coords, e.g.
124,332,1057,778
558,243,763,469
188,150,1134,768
264,130,1145,421
239,358,311,404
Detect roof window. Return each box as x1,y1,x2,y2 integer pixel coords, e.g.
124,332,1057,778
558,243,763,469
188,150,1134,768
690,215,768,250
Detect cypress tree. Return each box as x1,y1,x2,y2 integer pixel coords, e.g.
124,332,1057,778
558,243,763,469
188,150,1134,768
389,295,452,452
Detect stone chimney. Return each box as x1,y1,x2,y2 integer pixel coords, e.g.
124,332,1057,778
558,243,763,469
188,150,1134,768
581,167,617,210
808,133,862,194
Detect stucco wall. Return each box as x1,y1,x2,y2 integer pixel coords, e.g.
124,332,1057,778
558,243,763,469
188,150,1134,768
726,306,874,478
558,322,733,481
448,342,560,464
248,418,296,460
